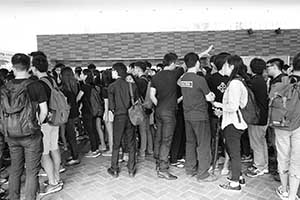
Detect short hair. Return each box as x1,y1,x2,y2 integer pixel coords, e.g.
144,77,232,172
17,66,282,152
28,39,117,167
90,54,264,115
163,53,178,67
214,52,231,71
128,62,135,69
156,63,163,69
250,58,266,75
112,62,127,78
184,52,199,68
54,63,65,70
32,55,49,72
75,66,82,75
11,53,31,71
293,53,300,71
87,63,96,70
144,61,152,69
29,51,47,59
209,55,217,64
134,61,147,72
267,58,284,71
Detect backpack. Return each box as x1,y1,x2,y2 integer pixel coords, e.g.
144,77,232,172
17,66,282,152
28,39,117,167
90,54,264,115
90,85,104,117
0,80,40,137
142,80,153,109
269,77,300,131
40,77,70,126
128,83,145,126
235,78,260,125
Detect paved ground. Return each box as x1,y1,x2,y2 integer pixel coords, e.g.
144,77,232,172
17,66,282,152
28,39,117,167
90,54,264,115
36,145,281,200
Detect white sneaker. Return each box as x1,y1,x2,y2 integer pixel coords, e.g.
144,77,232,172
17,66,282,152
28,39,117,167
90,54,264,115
276,185,289,200
85,151,101,158
221,168,230,176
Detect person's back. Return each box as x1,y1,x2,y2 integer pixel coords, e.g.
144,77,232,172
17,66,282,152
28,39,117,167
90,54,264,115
4,53,48,200
270,54,300,200
108,78,135,115
151,68,183,111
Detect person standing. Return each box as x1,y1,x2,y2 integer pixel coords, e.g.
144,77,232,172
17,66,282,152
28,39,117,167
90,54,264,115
3,53,48,200
214,55,248,191
107,63,138,178
31,55,64,195
178,52,217,182
246,58,269,178
150,53,185,180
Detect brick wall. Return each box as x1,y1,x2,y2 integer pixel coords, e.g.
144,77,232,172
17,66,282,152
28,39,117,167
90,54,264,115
37,29,300,68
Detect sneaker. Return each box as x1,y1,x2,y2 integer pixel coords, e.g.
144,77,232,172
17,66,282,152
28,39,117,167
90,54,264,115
177,159,185,163
85,151,101,158
246,168,264,178
98,145,107,152
123,153,129,162
263,168,269,174
221,168,230,176
227,177,245,186
38,169,47,177
276,186,289,200
43,180,64,187
241,155,253,163
102,151,112,157
59,166,66,173
40,183,63,196
219,182,241,192
65,159,80,166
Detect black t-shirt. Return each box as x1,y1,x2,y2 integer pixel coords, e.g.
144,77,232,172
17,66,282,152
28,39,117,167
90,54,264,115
151,68,184,111
39,76,55,105
81,83,93,116
62,89,79,119
207,72,229,103
134,75,148,99
249,75,269,125
12,79,48,104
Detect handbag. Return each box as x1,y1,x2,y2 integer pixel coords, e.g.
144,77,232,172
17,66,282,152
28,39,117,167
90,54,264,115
128,83,145,126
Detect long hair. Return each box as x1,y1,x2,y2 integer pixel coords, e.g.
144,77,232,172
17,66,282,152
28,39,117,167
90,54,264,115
227,55,249,82
61,67,78,95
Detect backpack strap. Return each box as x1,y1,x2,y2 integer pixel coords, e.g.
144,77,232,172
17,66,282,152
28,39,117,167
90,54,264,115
40,77,56,91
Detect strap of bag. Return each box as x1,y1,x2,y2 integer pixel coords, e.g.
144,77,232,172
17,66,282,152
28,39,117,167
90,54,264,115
40,77,55,91
129,83,135,106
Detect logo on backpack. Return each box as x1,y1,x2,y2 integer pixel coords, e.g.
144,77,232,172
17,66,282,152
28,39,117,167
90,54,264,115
0,80,40,137
40,77,70,126
90,85,104,117
269,77,300,131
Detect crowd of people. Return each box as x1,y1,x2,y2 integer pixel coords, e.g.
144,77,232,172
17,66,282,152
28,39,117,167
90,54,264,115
0,46,299,200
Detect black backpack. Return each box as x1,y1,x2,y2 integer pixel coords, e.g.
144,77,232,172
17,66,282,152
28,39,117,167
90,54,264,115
90,85,104,117
0,80,40,137
235,78,260,125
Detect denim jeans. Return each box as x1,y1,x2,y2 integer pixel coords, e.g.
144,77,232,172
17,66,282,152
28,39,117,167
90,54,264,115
65,118,79,160
83,116,99,152
111,114,136,172
7,133,43,200
185,120,211,179
139,115,152,155
154,110,176,172
223,124,244,181
170,109,185,163
248,125,268,171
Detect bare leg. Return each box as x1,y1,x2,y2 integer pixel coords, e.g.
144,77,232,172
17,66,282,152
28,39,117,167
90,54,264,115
50,149,61,182
96,117,106,148
41,154,56,185
288,175,300,200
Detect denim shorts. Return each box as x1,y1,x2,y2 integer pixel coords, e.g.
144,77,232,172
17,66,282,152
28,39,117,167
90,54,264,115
275,126,300,178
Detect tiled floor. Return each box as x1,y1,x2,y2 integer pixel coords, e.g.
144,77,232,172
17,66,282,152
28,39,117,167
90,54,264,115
36,148,281,200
